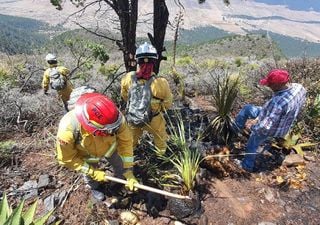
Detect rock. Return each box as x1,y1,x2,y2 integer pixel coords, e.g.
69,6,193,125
285,205,292,213
258,222,276,225
44,194,55,212
264,188,275,203
174,221,186,225
105,220,119,225
282,154,305,167
17,180,38,199
303,155,316,162
38,174,50,188
119,211,139,225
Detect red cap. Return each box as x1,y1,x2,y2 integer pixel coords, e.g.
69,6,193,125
259,69,290,86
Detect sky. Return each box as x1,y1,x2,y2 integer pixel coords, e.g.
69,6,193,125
255,0,320,12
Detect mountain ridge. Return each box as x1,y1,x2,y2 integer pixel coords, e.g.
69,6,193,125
1,0,320,44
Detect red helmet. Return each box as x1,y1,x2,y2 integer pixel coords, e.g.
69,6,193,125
74,93,122,136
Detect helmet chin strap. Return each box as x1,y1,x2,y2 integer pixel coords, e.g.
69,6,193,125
136,63,154,80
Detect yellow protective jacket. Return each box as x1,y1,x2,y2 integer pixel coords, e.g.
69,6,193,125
120,72,173,113
56,111,134,173
42,64,73,103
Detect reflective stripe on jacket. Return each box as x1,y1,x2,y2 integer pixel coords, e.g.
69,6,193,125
56,111,134,171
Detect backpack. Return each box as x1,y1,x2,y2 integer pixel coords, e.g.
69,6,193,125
125,72,155,127
67,86,96,111
49,67,67,90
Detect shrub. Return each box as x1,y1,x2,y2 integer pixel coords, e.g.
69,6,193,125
203,70,240,144
234,57,242,67
176,55,194,66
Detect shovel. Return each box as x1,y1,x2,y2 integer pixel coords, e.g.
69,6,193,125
105,175,191,200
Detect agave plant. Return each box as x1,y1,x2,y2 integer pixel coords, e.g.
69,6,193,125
0,193,56,225
169,147,202,193
271,132,317,156
160,111,203,193
203,70,240,144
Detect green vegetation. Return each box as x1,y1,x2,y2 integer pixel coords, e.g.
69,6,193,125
0,141,15,164
163,112,203,193
177,26,320,58
172,34,281,60
251,29,320,58
272,132,317,156
0,14,50,54
0,193,55,225
179,26,232,44
204,72,240,144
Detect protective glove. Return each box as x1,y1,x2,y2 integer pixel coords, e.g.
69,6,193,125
123,170,138,192
87,168,107,182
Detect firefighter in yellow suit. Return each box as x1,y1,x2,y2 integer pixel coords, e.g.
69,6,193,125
56,92,138,201
42,53,73,111
121,42,173,155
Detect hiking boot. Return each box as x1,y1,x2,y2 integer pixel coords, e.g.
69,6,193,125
91,188,106,201
83,175,106,201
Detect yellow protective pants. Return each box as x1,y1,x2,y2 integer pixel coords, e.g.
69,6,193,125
57,81,73,111
130,113,168,154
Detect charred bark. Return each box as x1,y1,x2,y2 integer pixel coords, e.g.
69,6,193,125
115,0,138,72
149,0,169,74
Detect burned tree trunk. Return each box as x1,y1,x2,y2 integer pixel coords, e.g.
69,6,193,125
148,0,169,74
116,0,138,72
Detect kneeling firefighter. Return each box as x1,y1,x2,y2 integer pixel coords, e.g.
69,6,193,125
56,92,138,201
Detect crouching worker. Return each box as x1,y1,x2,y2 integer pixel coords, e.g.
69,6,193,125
42,53,73,112
121,42,173,156
56,92,138,201
233,69,306,172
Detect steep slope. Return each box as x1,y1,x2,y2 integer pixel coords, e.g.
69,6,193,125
0,14,49,54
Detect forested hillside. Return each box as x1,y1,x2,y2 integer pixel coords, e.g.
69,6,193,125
179,26,320,58
0,14,50,54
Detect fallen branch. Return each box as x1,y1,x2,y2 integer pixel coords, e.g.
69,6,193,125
60,175,81,208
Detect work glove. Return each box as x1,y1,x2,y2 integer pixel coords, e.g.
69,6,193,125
123,170,138,192
87,168,107,182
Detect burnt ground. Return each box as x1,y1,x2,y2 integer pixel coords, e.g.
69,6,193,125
1,96,319,225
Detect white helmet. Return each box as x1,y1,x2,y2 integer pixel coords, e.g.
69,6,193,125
45,53,57,62
135,42,158,60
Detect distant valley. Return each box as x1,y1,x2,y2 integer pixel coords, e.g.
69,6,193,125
1,0,320,57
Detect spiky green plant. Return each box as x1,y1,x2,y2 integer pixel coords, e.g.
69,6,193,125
204,71,240,144
160,111,203,193
169,147,202,193
271,132,317,156
308,94,320,118
0,193,56,225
